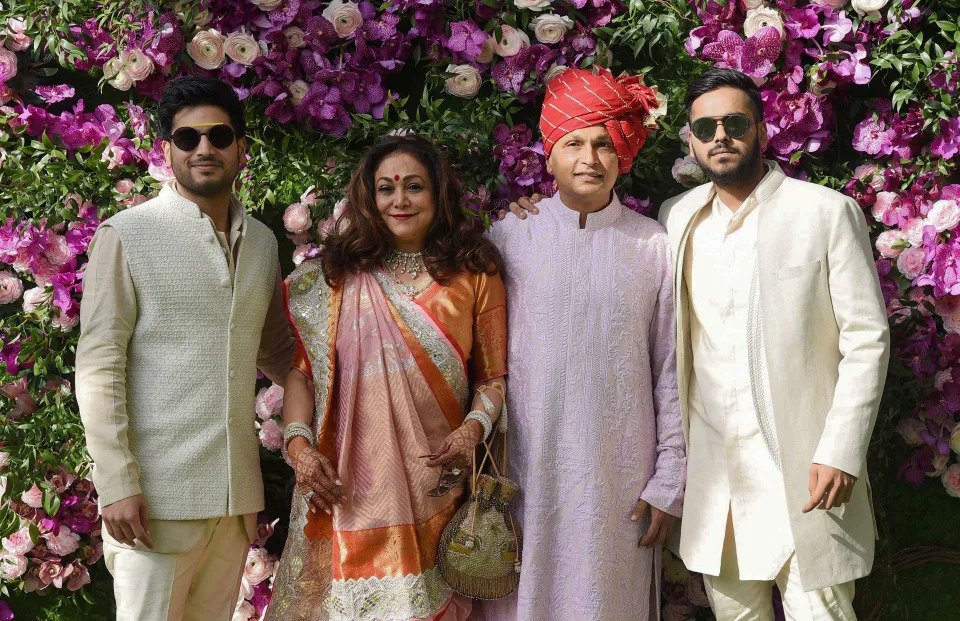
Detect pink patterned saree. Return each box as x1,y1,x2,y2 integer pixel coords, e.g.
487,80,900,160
266,261,507,621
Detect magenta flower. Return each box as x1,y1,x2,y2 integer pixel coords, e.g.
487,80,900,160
823,10,853,45
35,85,76,104
916,237,960,297
702,27,782,78
0,601,11,621
931,117,960,160
443,20,489,63
852,116,895,156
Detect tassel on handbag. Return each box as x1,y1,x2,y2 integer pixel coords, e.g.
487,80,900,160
436,425,522,600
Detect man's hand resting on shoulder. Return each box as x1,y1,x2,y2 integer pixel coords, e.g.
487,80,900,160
497,193,545,221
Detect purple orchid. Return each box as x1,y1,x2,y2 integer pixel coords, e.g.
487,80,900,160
703,27,782,78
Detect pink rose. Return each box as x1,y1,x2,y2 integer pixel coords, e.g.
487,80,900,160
301,185,321,205
224,32,260,66
66,562,90,591
926,199,960,233
233,601,256,621
874,230,905,259
188,30,227,70
2,21,30,52
901,217,926,247
44,526,80,556
896,247,926,279
255,384,284,420
149,161,176,183
289,232,312,246
52,312,80,332
0,270,23,305
21,483,43,508
0,552,27,579
322,0,364,38
243,547,274,586
258,419,284,451
0,48,17,83
114,179,135,194
897,417,925,446
283,202,312,233
871,191,901,225
672,155,707,187
44,234,76,267
22,287,48,312
293,243,320,266
2,523,35,555
854,163,883,190
942,464,960,497
125,49,155,82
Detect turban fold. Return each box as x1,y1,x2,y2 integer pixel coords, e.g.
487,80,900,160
540,67,661,174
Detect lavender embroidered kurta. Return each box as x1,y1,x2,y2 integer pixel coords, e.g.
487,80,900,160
483,194,685,621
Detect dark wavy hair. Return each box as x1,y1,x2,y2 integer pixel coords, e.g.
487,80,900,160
321,135,503,286
156,76,246,140
685,68,764,121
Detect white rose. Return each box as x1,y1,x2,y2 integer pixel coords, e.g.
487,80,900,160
102,56,131,90
514,0,553,11
224,32,260,66
322,0,364,38
743,7,785,38
287,79,309,106
444,64,483,98
251,0,285,9
188,29,227,70
284,26,306,48
493,25,530,58
475,37,496,64
850,0,888,15
530,14,573,45
543,63,568,84
926,199,960,233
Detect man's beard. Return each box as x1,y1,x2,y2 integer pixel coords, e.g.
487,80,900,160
173,157,236,197
694,135,762,187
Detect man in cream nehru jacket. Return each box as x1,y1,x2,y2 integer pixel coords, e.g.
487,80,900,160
77,76,295,621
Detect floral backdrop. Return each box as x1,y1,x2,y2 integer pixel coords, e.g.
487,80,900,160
0,0,957,619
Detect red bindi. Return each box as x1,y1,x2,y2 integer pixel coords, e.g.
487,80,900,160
394,175,400,181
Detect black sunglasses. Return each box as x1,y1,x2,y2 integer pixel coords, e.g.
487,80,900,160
690,114,757,142
171,124,237,151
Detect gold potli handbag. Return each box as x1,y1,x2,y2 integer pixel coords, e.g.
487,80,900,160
436,412,522,600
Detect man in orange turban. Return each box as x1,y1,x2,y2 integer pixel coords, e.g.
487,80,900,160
482,67,686,621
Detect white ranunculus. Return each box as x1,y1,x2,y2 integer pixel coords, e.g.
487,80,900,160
188,29,227,70
530,14,573,45
322,0,364,38
287,79,309,106
224,32,260,66
105,57,134,91
492,25,530,58
125,48,155,82
742,0,764,8
284,26,306,48
251,0,285,9
444,64,483,98
850,0,888,15
543,63,568,84
743,7,784,38
514,0,553,11
475,36,496,64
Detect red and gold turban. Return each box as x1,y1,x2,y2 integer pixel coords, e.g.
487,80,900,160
540,67,662,174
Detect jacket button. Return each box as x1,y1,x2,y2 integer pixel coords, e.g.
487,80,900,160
205,233,215,242
229,369,236,378
221,277,230,288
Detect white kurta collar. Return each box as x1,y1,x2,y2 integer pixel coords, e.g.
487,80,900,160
549,191,625,231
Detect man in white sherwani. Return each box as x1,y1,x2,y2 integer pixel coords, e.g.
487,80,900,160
658,69,890,620
505,67,890,620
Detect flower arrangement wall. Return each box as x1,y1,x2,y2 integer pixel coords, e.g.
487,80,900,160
0,0,958,619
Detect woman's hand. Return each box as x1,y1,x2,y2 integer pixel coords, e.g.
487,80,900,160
424,420,485,468
289,437,343,514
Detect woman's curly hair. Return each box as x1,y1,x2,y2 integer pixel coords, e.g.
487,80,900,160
320,134,504,286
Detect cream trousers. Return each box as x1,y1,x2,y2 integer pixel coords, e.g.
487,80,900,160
103,514,256,621
703,514,856,621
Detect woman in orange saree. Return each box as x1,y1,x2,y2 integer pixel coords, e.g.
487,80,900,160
266,136,508,621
